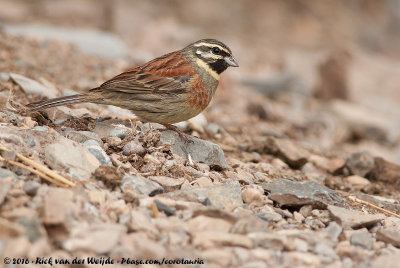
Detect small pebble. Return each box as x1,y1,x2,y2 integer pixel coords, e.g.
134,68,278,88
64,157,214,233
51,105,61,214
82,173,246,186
299,205,313,218
154,199,176,216
23,180,41,196
106,136,122,147
109,127,131,139
34,126,49,132
122,141,146,156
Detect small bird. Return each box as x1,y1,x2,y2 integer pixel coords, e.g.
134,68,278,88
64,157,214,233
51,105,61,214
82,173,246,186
27,39,239,135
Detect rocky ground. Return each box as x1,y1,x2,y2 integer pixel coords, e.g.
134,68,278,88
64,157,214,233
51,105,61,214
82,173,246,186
1,27,400,268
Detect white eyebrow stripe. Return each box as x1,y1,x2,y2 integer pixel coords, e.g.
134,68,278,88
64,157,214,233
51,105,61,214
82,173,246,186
196,59,219,80
193,43,230,54
199,51,223,59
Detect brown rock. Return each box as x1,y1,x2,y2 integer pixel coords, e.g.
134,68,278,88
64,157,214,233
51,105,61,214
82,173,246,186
122,140,146,156
376,228,400,247
250,248,273,262
241,186,267,207
0,218,25,237
234,169,255,185
309,155,345,174
28,238,52,260
201,248,234,267
93,165,123,187
191,207,237,223
313,50,349,100
328,205,384,229
263,179,344,208
345,151,375,177
286,252,321,266
191,176,213,187
247,232,286,250
344,175,371,190
64,223,126,254
148,176,184,192
87,190,106,205
120,232,167,259
127,210,159,237
43,187,76,225
3,236,31,258
185,215,232,234
263,137,309,168
193,231,253,249
371,252,400,268
370,157,400,186
335,240,371,262
164,180,243,210
230,216,270,234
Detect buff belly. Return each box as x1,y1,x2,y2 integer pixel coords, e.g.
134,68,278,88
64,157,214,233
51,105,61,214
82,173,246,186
134,103,203,124
97,94,204,124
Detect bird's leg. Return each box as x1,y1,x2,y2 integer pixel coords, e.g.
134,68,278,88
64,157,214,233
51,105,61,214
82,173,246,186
162,124,193,143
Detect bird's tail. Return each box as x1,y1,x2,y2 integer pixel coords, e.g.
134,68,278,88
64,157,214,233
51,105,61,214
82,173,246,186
26,93,91,111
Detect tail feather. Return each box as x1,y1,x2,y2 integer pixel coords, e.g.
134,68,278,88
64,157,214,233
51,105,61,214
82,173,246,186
26,93,90,111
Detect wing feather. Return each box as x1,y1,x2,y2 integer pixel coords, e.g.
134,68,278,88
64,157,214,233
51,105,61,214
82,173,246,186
94,51,196,95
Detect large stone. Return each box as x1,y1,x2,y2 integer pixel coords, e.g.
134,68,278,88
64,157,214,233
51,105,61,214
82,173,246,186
10,73,58,98
185,215,232,234
164,180,243,209
356,193,400,215
45,137,101,180
345,151,375,177
263,137,309,169
349,229,373,250
126,210,159,236
0,168,18,180
247,232,286,250
23,180,41,196
371,253,400,268
93,119,132,139
83,140,112,166
192,231,253,249
323,222,342,242
376,228,400,248
230,216,270,234
160,130,228,170
66,130,103,146
18,216,46,243
63,224,126,254
120,232,166,259
328,205,385,229
370,157,400,186
344,175,370,190
121,174,164,196
43,187,76,225
262,179,344,208
148,176,184,192
122,141,146,156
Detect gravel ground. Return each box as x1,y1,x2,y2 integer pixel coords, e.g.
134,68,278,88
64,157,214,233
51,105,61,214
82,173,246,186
1,26,400,268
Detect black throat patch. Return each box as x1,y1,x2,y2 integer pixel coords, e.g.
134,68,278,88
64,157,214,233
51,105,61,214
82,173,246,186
209,59,229,74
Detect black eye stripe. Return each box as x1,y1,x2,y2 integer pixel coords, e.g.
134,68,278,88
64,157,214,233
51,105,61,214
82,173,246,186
198,45,230,55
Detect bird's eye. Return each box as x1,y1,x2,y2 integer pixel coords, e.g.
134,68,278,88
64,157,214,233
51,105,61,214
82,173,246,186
212,47,220,54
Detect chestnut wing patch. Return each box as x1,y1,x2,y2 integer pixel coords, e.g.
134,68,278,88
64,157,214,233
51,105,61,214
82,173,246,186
97,52,196,95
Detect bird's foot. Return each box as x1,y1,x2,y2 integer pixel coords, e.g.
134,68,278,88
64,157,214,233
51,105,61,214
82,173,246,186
161,124,193,143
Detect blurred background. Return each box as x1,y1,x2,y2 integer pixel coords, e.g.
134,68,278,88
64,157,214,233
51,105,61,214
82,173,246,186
1,0,400,163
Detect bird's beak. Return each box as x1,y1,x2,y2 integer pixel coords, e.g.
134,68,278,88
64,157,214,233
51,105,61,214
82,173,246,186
225,55,239,67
